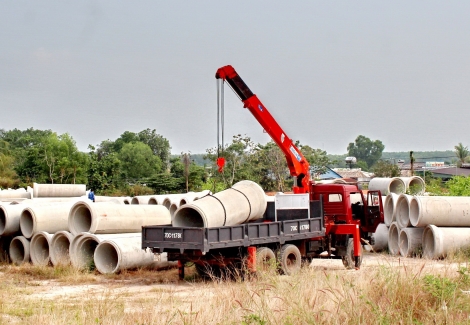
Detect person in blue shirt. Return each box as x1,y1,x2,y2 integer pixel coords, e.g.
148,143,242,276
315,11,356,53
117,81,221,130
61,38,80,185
88,189,95,202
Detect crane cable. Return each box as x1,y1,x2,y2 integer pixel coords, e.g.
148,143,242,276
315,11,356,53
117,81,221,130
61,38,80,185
216,79,225,172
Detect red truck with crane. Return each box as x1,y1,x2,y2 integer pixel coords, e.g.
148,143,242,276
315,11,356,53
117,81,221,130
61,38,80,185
142,65,383,278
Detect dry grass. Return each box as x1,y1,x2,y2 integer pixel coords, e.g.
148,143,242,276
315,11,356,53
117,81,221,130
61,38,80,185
0,254,470,324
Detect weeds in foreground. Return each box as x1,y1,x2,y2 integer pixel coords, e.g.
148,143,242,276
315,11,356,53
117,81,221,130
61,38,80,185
1,257,470,324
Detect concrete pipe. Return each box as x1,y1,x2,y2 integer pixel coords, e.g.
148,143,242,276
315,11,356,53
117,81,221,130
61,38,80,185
162,194,187,210
370,223,389,252
169,202,179,218
0,203,28,236
95,196,126,204
148,196,164,205
68,201,171,235
173,180,267,227
71,233,141,269
33,183,86,198
69,233,87,261
0,190,31,200
399,227,424,257
395,194,413,229
9,235,30,265
410,196,470,227
20,201,77,239
399,177,425,195
94,236,154,274
123,197,131,205
50,231,74,266
130,196,153,205
384,193,399,226
388,222,401,256
30,231,53,266
368,177,406,195
422,225,470,259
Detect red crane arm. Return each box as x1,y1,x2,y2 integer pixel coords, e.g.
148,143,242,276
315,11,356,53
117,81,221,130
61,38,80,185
215,65,310,194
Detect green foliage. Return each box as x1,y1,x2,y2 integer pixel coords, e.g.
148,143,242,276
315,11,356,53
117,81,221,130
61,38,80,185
118,142,162,181
296,142,331,176
372,160,401,178
446,176,470,196
454,142,469,167
251,141,289,192
356,160,369,171
424,178,446,196
347,135,385,169
423,274,457,307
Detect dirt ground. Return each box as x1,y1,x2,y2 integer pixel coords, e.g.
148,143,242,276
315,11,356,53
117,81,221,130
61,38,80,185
22,252,462,303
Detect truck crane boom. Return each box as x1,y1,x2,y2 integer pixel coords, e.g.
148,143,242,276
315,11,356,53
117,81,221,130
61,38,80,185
215,65,311,194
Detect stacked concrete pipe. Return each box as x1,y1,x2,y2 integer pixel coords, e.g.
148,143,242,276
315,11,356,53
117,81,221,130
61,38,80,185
71,233,141,269
410,196,470,227
422,225,470,259
388,222,401,256
368,177,406,195
0,203,28,236
9,235,30,265
30,231,53,266
50,231,74,266
370,223,389,252
20,201,77,239
0,190,31,201
173,180,267,227
130,196,152,205
68,201,171,235
33,183,86,198
399,227,424,257
395,194,413,229
399,176,425,195
383,193,399,226
94,236,155,274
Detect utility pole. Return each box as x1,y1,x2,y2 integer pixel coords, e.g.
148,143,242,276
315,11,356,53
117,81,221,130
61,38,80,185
410,151,415,176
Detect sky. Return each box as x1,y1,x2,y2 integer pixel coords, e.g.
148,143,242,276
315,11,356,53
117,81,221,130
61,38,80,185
1,1,469,155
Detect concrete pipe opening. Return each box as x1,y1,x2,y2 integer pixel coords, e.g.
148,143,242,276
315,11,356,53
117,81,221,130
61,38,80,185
148,197,158,205
69,204,92,234
9,236,29,265
131,197,139,205
179,198,188,206
94,241,119,274
30,233,51,265
395,195,411,229
169,203,179,217
74,237,99,269
409,197,420,227
162,198,172,210
0,206,8,235
369,177,405,195
51,231,73,265
173,206,205,227
422,225,437,259
407,177,425,195
399,230,410,257
384,193,398,226
20,209,34,238
388,222,400,255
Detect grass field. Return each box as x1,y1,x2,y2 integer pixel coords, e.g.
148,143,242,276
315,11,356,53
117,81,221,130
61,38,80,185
1,253,470,324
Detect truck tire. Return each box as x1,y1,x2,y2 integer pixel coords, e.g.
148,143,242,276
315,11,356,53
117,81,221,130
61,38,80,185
256,247,276,271
278,244,302,275
342,238,363,269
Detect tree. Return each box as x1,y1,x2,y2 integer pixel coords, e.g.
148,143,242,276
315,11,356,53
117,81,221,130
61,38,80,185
118,142,162,181
447,176,470,196
347,135,385,170
372,160,401,178
138,129,171,170
296,143,330,177
454,143,469,167
252,141,289,192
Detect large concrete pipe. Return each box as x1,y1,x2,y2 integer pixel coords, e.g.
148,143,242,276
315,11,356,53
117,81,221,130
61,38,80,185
384,193,399,226
130,196,152,205
95,196,127,204
68,201,171,235
162,194,187,209
71,233,141,269
9,235,30,265
20,201,77,239
30,231,53,266
33,183,86,198
148,196,164,205
94,236,154,274
173,180,267,228
395,194,413,229
0,203,27,236
410,196,470,227
388,222,401,256
50,231,74,266
422,225,470,259
399,227,424,257
0,190,31,200
399,177,425,195
370,223,389,252
368,177,406,195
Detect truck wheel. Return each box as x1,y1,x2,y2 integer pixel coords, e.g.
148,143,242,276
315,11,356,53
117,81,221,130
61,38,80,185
342,238,363,269
256,247,276,271
278,244,302,275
